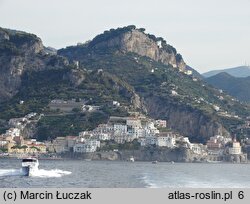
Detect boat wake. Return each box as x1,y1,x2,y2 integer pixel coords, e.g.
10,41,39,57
0,168,71,178
0,169,23,177
31,169,72,178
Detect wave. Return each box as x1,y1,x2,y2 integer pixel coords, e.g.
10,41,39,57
0,169,23,177
31,169,72,178
0,168,71,178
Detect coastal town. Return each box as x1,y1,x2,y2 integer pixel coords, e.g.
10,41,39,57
0,106,250,163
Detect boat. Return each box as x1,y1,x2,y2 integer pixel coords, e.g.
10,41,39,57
129,156,135,162
21,157,39,176
152,160,158,164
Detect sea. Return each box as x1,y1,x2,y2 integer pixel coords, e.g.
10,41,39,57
0,158,250,188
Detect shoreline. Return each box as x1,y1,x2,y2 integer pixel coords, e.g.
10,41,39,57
1,148,248,163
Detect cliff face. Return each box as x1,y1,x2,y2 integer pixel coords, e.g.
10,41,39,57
0,27,68,102
60,148,207,162
90,29,186,71
144,96,230,142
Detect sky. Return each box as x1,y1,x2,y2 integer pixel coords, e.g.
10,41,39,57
0,0,250,73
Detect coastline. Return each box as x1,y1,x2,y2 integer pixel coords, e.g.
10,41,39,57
1,147,248,163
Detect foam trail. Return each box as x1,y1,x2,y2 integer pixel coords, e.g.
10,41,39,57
31,169,72,178
0,169,23,176
0,168,71,178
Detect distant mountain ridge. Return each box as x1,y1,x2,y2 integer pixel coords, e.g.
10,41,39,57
205,72,250,102
203,66,250,78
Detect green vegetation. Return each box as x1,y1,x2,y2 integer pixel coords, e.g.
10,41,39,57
0,67,133,120
0,41,22,56
11,145,28,149
0,29,39,56
9,32,38,47
205,72,250,102
0,147,8,153
36,111,108,141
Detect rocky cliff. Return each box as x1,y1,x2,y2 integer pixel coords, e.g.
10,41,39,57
144,96,230,142
0,27,68,102
59,26,186,72
60,147,207,163
89,28,186,70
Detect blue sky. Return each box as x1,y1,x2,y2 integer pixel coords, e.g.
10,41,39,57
0,0,250,73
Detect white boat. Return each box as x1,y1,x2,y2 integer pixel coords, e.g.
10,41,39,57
21,158,39,176
129,156,135,162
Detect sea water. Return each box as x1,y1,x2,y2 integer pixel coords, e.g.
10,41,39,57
0,158,249,188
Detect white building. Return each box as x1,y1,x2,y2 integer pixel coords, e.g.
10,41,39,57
5,128,21,138
213,105,220,112
114,124,127,134
0,140,8,147
145,122,159,136
74,140,100,153
26,112,37,119
95,133,111,141
155,120,167,128
171,90,178,96
139,137,157,146
114,134,129,144
229,139,241,155
94,124,113,133
82,105,100,112
181,137,191,144
127,126,144,139
184,70,193,75
190,143,202,154
156,136,176,148
112,101,120,107
79,131,93,139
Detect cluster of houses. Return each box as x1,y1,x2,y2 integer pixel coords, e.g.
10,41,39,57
0,128,47,155
46,116,174,153
46,115,242,159
0,113,47,156
0,111,248,162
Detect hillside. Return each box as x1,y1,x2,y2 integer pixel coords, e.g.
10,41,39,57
1,26,250,143
203,66,250,78
205,72,250,102
0,27,140,138
59,25,250,142
0,27,68,102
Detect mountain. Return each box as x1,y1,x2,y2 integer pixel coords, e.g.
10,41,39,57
203,66,250,78
0,27,68,102
1,25,249,143
59,25,186,70
205,72,250,102
0,27,139,137
59,26,250,142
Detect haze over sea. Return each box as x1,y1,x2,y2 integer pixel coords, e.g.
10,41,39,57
0,158,249,188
